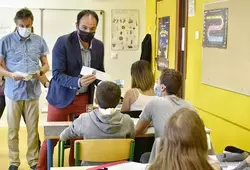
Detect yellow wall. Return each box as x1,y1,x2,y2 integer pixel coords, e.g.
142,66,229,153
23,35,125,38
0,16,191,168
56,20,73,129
186,0,250,152
146,0,177,78
147,0,250,153
146,0,156,71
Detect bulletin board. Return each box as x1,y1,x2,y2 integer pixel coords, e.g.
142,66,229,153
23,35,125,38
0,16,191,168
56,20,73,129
202,0,250,96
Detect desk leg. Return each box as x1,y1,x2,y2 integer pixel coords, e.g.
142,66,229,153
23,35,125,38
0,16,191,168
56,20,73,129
47,139,53,170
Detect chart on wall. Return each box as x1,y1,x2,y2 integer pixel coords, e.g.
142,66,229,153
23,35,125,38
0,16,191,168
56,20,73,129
202,8,228,49
111,9,139,50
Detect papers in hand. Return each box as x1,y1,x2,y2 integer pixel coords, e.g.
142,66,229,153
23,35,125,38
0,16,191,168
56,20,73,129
14,71,32,81
80,66,111,81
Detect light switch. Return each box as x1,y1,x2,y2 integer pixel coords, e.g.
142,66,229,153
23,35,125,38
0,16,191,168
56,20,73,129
195,31,200,40
111,52,118,59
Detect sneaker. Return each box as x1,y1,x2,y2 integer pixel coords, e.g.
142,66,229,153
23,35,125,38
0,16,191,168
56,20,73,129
30,164,37,170
8,165,18,170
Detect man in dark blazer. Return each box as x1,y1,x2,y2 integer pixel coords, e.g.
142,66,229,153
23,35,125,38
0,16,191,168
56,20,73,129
37,10,104,169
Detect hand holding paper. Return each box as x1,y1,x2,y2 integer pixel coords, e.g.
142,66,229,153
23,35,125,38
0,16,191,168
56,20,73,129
80,74,96,87
12,72,29,81
80,66,111,81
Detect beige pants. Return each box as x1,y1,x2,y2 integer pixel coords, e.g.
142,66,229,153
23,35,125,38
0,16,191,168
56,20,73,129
6,96,39,167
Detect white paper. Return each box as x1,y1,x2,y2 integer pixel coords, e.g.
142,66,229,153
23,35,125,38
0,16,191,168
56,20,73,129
188,0,195,17
14,71,32,81
80,66,112,81
108,162,149,170
220,162,239,170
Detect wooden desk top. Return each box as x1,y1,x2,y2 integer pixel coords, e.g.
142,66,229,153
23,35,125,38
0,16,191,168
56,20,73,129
44,118,211,139
44,119,155,139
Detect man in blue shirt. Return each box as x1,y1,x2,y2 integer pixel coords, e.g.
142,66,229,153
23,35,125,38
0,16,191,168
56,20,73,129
0,8,50,170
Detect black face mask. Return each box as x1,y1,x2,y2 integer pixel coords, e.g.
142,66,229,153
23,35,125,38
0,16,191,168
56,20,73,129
78,30,95,42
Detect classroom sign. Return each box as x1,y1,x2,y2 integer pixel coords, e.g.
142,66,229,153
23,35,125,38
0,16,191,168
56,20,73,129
203,8,228,49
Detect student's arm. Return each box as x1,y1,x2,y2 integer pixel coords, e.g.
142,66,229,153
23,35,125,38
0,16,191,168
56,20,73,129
135,119,151,135
60,114,85,141
121,90,132,112
135,101,153,136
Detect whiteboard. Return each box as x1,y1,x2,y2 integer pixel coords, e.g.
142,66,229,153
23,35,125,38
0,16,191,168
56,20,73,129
42,9,104,67
0,7,41,38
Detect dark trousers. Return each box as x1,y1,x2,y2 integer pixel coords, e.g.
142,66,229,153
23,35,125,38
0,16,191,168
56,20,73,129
0,95,5,118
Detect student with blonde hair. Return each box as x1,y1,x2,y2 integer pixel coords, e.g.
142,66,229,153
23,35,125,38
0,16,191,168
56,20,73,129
148,108,220,170
121,60,155,112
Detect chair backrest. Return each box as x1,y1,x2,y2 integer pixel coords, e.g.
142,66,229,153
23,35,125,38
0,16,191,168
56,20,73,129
74,139,135,165
121,110,142,118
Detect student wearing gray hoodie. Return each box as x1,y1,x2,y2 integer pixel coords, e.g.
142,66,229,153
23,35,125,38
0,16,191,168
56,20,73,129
60,81,135,143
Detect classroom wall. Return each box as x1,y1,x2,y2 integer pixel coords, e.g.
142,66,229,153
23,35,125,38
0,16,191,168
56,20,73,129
147,0,250,153
146,0,177,79
185,0,250,153
146,0,156,71
0,0,146,91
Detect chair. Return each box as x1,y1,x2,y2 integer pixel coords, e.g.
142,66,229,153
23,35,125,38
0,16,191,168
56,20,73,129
74,139,135,166
57,113,81,167
121,110,142,118
59,139,135,166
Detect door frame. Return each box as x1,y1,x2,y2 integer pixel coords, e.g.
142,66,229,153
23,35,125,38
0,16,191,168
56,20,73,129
175,0,189,98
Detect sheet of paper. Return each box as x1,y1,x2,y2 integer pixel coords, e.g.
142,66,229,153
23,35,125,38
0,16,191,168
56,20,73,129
108,162,149,170
80,66,112,81
14,71,32,81
220,162,240,170
95,69,112,81
188,0,195,17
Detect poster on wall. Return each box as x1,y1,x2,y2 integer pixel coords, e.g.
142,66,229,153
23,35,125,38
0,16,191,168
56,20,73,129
202,8,228,49
158,16,170,59
111,9,139,50
155,57,169,71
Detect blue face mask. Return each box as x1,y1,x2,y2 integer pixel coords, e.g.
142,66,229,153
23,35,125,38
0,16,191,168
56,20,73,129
154,84,161,97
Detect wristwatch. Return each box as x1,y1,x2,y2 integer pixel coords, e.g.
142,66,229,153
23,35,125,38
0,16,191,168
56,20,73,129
40,70,45,76
43,81,49,88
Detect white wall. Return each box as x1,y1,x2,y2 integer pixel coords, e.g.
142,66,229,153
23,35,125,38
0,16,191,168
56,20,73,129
0,0,146,91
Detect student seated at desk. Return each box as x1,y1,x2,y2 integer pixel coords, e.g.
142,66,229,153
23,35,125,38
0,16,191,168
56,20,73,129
136,68,195,138
147,108,220,170
121,60,155,112
60,81,135,164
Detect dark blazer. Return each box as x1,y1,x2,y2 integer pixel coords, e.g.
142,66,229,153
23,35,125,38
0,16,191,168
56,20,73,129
46,31,104,108
140,34,152,64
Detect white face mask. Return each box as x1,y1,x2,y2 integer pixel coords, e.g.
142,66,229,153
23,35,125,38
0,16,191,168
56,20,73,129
17,27,31,38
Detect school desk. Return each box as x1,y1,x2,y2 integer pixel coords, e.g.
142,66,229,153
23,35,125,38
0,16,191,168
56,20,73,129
44,119,211,170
